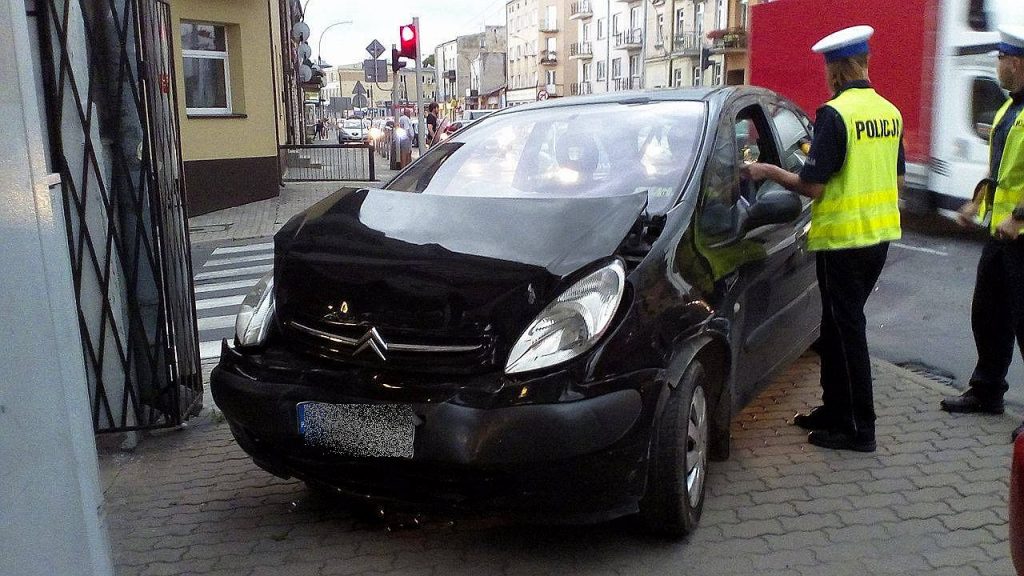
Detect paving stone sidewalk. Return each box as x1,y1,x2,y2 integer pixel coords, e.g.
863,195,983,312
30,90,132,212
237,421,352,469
99,354,1018,576
187,166,401,244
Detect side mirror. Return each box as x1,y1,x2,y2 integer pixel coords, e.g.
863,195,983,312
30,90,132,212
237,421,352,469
743,187,801,232
975,122,993,140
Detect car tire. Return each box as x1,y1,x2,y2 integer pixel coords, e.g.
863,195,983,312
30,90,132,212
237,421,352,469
639,360,709,538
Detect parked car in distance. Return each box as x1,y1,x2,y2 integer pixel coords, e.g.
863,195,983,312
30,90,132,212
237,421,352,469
338,118,368,143
213,87,821,537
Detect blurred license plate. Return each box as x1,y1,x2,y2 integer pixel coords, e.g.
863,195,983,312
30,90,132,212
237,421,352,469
297,402,415,458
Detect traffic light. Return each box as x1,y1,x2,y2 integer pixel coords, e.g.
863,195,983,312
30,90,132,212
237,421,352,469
391,48,407,73
399,24,417,59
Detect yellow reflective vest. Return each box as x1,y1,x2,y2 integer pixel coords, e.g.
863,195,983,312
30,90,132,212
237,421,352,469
808,88,903,251
981,99,1024,238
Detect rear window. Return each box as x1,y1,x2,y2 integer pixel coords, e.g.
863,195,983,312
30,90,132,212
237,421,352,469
385,100,706,214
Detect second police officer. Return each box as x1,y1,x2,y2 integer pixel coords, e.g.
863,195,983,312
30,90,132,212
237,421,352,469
743,25,905,452
940,26,1024,441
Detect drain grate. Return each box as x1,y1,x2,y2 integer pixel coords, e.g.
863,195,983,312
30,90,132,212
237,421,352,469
895,362,955,386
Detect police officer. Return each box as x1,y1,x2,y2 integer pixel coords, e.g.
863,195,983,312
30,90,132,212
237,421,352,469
940,26,1024,440
743,25,905,452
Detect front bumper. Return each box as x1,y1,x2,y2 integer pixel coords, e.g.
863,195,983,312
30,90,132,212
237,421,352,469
211,341,664,519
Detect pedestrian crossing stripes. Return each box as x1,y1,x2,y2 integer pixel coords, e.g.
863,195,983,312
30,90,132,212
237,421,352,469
194,239,275,361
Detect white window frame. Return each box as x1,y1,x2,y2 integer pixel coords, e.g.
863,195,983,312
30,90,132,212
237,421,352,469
597,60,606,81
182,22,231,115
717,0,728,29
598,18,606,39
673,68,684,87
630,6,642,30
546,70,556,85
612,57,622,80
694,2,705,37
713,62,723,85
693,65,702,86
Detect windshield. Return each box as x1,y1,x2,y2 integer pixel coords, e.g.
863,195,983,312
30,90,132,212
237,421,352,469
385,100,705,213
344,120,362,129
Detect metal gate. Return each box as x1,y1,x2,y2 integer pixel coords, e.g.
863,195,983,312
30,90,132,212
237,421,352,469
35,0,202,432
281,143,376,181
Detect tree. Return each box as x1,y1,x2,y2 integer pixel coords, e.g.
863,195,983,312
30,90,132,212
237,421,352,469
423,54,435,67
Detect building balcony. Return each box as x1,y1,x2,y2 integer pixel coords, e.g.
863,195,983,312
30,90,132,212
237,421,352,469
708,28,748,53
569,42,593,59
540,50,558,65
673,31,703,55
614,77,643,91
570,1,593,20
614,28,643,50
539,19,558,32
570,81,593,96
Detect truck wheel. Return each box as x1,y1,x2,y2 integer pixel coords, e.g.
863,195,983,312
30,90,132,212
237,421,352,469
639,360,709,538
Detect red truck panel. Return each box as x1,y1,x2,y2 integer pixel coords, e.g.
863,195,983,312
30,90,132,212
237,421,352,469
749,0,937,163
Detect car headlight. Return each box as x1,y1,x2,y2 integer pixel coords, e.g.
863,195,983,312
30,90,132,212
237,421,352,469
505,260,626,374
234,272,276,347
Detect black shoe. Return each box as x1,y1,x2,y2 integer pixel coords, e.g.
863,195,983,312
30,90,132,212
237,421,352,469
793,406,832,431
940,390,1004,414
1013,422,1024,442
807,429,876,453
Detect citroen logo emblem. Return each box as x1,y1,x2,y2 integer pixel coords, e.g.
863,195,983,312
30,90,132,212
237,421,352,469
352,327,388,361
340,301,349,314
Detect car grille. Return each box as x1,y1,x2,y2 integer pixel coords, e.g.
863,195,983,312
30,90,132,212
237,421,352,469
283,320,496,373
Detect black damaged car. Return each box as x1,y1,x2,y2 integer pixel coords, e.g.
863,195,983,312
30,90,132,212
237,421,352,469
211,87,821,537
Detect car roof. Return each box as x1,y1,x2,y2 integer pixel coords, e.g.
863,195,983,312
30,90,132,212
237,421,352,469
493,86,780,116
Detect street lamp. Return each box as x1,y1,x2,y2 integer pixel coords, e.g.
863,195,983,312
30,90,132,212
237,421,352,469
316,20,353,68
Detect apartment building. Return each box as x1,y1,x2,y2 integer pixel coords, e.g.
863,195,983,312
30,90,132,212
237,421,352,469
568,0,649,95
505,0,578,105
322,64,436,115
435,26,507,116
650,0,753,89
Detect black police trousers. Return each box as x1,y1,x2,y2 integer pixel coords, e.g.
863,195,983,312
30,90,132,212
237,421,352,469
816,242,889,439
969,236,1024,397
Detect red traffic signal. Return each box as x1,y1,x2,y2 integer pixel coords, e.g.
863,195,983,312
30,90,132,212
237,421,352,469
399,24,417,59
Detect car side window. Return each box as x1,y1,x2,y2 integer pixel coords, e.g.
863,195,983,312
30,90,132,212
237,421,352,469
698,102,784,238
771,105,813,173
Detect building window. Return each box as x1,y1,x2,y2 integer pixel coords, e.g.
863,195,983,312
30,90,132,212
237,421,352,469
717,0,727,29
673,68,684,87
712,62,722,85
583,22,591,41
630,6,642,30
612,57,622,79
583,62,592,81
676,8,685,34
612,13,620,35
694,2,705,37
597,61,606,81
181,21,230,114
692,66,702,86
598,18,606,39
657,14,665,45
629,54,640,78
546,70,556,86
739,0,749,29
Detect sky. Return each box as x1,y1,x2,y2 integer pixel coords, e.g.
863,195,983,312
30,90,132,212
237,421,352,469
303,0,507,69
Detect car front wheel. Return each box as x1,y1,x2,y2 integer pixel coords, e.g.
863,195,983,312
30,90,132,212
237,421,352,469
639,360,709,538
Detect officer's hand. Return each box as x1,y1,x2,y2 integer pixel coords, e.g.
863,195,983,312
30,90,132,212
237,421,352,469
741,162,773,182
995,216,1023,240
957,201,979,227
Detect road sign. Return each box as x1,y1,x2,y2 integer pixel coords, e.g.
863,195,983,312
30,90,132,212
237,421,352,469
352,81,366,96
366,39,385,60
363,59,388,83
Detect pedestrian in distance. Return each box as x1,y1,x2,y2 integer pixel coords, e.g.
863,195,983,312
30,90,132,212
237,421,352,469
398,108,413,168
426,102,440,147
742,25,905,453
940,26,1024,441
